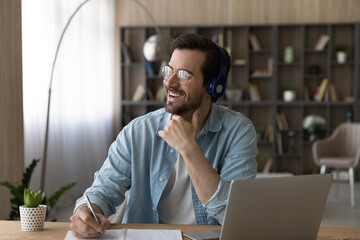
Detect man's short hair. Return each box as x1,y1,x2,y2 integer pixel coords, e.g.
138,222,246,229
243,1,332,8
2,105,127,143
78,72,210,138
170,34,231,102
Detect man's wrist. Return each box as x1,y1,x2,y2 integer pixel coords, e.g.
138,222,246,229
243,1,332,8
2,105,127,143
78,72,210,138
180,141,201,158
76,203,103,215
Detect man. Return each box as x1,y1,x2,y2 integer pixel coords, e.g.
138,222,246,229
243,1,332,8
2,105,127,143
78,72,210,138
70,34,257,238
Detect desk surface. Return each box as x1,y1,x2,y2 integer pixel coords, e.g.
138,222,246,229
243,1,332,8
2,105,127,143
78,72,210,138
0,220,359,239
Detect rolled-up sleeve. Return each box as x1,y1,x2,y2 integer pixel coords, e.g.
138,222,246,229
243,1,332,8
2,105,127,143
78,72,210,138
74,127,132,217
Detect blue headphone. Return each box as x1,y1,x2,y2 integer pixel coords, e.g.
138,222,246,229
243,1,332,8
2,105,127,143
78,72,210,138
208,46,227,99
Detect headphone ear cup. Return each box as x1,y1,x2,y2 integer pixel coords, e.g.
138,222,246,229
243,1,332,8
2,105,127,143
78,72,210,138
208,78,225,99
208,45,227,99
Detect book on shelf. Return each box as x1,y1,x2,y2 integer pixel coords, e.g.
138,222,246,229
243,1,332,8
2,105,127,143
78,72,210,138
264,125,274,143
155,86,166,102
251,70,271,77
276,112,288,130
121,42,132,64
318,78,328,101
303,84,310,101
267,58,273,75
328,83,338,101
276,114,284,130
248,83,261,101
145,61,155,77
262,158,273,173
251,58,273,77
233,59,246,65
225,46,231,56
280,112,289,129
276,132,283,155
249,34,262,51
323,86,329,102
314,78,328,102
314,34,330,51
344,96,355,102
132,85,146,101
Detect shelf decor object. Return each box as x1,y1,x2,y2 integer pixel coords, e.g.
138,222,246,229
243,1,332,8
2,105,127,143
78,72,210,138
284,46,294,63
283,90,296,102
335,44,348,64
303,115,326,142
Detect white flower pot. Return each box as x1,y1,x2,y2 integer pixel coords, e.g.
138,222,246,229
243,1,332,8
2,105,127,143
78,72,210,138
225,89,243,101
283,90,296,102
336,51,347,64
19,205,47,231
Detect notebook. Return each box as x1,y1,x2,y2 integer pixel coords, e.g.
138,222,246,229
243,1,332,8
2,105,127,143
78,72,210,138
184,174,332,240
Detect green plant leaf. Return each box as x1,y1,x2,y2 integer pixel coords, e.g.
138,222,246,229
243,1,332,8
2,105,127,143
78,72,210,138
22,159,40,189
24,189,45,208
0,181,22,200
48,182,77,208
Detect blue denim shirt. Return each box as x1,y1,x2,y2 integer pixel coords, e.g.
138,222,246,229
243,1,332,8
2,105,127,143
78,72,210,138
75,104,258,225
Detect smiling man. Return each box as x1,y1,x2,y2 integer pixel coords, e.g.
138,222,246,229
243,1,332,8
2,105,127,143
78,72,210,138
70,34,258,239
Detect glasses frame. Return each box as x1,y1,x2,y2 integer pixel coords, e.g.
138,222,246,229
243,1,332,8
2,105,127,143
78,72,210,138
161,65,192,85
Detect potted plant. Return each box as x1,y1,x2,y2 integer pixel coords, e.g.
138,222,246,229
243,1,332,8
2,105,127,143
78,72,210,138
335,44,348,64
0,159,76,221
255,125,266,142
282,85,296,102
303,115,326,142
225,85,243,101
19,189,46,231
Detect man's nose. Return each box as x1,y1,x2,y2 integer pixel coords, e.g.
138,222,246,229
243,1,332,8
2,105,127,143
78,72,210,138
165,73,180,88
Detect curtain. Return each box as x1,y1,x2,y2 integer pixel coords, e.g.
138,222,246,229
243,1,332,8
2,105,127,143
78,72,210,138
22,0,115,211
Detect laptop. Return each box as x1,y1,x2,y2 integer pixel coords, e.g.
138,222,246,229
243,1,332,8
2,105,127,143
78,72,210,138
184,174,332,240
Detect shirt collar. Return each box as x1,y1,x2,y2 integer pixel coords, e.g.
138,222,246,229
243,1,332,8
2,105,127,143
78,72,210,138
156,110,172,136
199,103,222,135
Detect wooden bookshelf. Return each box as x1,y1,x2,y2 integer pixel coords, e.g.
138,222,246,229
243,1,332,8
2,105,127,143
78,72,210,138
120,23,360,175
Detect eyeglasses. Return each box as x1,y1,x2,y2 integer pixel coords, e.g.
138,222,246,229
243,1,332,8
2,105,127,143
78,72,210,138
161,65,192,85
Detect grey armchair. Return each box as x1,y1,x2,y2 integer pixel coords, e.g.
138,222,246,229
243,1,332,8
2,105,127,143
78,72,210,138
312,122,360,208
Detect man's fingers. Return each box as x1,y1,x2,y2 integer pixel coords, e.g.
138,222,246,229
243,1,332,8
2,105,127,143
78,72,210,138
70,214,101,238
158,130,164,138
98,214,111,231
70,206,108,239
79,209,103,232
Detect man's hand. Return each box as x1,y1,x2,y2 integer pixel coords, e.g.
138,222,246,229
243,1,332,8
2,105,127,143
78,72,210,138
158,109,200,154
70,204,110,239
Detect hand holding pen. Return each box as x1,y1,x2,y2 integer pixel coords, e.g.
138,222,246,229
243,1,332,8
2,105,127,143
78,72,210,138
70,194,111,239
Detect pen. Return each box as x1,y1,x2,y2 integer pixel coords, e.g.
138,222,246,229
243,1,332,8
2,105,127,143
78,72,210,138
85,194,100,223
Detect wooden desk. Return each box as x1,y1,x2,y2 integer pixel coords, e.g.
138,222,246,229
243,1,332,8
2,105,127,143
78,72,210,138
0,220,359,239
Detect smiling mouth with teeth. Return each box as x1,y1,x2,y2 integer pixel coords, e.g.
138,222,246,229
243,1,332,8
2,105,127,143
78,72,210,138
168,89,185,98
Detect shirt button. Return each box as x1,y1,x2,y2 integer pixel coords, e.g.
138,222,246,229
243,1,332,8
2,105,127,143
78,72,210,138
170,149,174,153
159,177,164,181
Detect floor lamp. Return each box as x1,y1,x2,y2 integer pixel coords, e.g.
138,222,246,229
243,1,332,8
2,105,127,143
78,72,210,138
40,0,172,191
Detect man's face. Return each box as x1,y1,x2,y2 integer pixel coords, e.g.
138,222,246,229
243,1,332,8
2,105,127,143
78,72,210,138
163,49,208,116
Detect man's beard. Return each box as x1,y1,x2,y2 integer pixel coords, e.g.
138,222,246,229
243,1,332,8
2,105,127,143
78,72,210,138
164,89,204,116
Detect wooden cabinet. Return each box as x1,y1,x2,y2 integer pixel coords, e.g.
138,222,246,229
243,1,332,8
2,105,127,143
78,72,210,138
120,23,360,175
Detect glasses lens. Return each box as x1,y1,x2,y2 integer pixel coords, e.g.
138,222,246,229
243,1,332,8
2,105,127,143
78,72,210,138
161,66,172,79
177,70,190,84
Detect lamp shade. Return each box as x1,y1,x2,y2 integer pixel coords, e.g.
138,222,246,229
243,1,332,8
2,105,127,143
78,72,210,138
143,33,172,62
